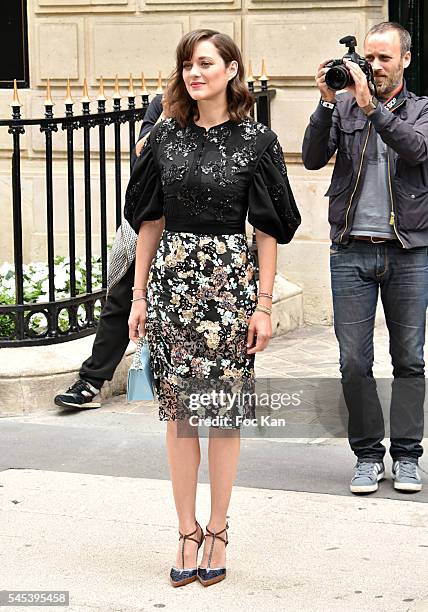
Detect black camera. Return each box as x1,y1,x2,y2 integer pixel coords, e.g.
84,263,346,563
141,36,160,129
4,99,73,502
325,35,375,92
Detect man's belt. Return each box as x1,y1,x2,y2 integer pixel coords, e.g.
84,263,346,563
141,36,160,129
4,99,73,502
350,235,397,243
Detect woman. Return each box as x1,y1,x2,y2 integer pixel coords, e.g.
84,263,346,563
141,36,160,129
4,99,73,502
124,29,300,588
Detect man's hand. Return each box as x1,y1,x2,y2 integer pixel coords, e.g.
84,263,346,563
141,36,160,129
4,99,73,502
315,59,337,104
161,93,170,117
135,93,169,157
135,138,146,158
344,59,372,108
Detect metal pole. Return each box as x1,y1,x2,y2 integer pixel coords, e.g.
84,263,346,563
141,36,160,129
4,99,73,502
113,75,122,230
97,78,108,290
81,79,93,327
9,81,25,340
64,79,79,333
41,80,58,337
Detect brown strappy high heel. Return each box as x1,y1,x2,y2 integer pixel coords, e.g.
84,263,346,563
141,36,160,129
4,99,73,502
169,521,205,587
197,523,229,587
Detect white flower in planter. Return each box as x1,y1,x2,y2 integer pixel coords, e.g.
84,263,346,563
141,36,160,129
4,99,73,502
54,266,69,292
2,276,15,291
0,262,12,277
1,256,104,336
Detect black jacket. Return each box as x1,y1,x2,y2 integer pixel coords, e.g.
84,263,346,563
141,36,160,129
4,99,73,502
302,83,428,248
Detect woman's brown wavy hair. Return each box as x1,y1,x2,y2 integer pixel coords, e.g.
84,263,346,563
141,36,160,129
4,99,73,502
165,29,254,126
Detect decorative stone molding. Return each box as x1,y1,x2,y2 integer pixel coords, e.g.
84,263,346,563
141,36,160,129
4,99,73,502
88,17,189,84
141,0,241,11
38,0,130,8
189,15,241,43
246,0,385,9
34,19,83,85
244,13,364,80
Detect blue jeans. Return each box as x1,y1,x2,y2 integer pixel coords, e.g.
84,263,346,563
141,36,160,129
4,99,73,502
330,240,428,462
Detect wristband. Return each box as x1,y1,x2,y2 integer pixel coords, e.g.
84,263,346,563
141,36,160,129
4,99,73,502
320,99,336,110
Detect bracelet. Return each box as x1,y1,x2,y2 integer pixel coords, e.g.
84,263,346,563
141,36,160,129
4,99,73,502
258,292,273,299
255,304,272,315
131,296,147,303
132,286,147,292
320,98,336,109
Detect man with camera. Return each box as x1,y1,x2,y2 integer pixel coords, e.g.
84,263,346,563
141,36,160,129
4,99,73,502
303,22,428,494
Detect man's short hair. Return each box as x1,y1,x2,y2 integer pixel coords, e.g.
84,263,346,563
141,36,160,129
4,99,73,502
366,21,411,57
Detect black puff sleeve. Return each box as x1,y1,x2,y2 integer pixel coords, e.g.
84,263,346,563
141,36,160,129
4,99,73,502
124,136,164,232
248,138,301,244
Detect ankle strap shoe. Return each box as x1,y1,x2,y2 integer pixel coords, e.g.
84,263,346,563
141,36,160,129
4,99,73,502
170,521,204,587
197,523,229,587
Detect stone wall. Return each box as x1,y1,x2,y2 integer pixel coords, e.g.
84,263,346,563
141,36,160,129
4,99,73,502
0,0,388,323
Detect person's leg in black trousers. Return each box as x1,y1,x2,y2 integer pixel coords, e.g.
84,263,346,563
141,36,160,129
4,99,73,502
54,263,134,409
54,95,164,410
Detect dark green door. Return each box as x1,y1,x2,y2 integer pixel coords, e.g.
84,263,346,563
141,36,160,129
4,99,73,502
389,0,428,96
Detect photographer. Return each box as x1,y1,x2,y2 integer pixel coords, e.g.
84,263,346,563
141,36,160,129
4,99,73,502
302,22,428,494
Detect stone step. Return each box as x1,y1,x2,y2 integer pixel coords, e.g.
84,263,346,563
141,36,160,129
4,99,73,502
271,273,304,337
0,335,135,417
0,275,303,416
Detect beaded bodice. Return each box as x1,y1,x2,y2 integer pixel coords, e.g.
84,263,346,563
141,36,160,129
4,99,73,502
124,116,301,243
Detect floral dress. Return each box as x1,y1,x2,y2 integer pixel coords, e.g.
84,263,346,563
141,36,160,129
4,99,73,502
124,117,300,421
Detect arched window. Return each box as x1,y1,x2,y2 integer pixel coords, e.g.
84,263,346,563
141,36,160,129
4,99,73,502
0,0,29,89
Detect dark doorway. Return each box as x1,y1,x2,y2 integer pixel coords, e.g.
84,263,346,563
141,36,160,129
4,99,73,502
389,0,427,96
0,0,29,88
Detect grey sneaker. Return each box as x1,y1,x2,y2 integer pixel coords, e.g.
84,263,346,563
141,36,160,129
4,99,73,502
392,460,422,492
350,461,385,494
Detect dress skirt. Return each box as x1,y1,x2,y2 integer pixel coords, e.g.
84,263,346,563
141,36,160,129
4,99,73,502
146,231,258,421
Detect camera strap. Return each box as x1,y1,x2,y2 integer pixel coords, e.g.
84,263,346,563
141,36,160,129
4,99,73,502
383,84,405,113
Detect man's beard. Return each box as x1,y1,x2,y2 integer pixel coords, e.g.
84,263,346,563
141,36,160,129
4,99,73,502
374,62,404,99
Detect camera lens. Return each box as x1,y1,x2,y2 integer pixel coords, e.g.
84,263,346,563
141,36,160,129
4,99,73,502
325,65,350,91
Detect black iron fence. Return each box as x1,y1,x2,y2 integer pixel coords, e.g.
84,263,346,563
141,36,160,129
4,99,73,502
0,71,275,347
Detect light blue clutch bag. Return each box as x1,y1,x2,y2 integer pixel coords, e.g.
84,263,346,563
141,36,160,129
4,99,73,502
127,337,155,401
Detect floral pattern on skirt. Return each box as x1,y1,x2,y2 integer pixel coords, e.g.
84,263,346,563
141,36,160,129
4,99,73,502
146,231,258,421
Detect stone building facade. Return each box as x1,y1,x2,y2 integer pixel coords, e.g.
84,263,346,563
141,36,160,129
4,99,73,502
0,0,388,323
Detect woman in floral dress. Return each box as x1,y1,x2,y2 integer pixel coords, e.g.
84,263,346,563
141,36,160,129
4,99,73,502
124,29,300,587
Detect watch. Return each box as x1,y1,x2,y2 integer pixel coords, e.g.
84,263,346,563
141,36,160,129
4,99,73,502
360,96,379,115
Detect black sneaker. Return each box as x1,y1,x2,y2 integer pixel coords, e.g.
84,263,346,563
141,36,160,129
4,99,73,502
54,379,101,410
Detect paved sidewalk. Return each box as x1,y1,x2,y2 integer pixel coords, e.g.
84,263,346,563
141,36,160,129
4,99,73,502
1,469,428,612
255,320,392,379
